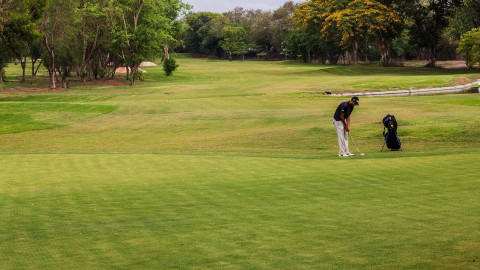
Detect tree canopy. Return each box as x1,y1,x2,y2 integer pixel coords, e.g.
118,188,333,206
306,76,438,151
180,0,477,67
1,0,188,87
1,0,480,88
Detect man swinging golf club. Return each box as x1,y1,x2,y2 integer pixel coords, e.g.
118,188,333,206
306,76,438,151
333,96,359,157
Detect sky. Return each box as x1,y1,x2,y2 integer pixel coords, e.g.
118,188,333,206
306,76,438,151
183,0,302,13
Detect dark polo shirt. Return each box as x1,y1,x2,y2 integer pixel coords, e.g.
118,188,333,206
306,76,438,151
333,101,354,121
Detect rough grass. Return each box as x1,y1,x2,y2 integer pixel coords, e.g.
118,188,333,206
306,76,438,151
0,56,479,269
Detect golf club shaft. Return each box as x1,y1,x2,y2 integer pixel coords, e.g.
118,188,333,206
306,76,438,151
348,132,362,154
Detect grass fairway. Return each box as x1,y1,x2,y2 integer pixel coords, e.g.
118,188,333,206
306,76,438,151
0,56,479,269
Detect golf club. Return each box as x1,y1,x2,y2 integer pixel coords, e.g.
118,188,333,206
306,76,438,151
348,132,365,156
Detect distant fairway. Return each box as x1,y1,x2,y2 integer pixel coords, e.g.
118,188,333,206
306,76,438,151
0,56,479,269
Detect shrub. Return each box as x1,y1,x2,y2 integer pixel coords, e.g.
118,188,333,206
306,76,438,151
163,58,179,76
457,27,480,69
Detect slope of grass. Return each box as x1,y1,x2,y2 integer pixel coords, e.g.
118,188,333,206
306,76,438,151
0,56,479,269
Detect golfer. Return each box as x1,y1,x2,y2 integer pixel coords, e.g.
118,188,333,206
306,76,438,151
333,96,359,157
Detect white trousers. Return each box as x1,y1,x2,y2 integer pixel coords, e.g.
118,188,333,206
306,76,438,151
333,119,350,155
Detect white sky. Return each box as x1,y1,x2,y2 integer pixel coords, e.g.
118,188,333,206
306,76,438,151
183,0,302,13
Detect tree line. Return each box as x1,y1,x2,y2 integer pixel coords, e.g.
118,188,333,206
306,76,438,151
181,0,480,67
1,0,480,89
0,0,188,87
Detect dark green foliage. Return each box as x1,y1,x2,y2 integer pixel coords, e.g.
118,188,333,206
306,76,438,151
163,58,179,76
457,27,480,68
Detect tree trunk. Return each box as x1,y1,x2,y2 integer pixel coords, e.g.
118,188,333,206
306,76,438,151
380,43,390,67
164,44,169,60
352,39,359,65
20,57,26,83
33,60,42,76
111,62,117,79
31,58,36,76
43,36,56,89
79,61,88,82
61,67,69,88
0,67,4,83
428,47,437,67
129,65,137,86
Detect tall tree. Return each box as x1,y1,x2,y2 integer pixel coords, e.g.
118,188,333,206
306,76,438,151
39,0,79,89
448,0,480,39
9,0,44,82
245,9,274,57
271,1,297,58
0,0,10,32
0,0,13,82
410,0,461,66
108,0,187,85
160,0,190,60
292,0,345,63
297,0,401,65
220,25,248,61
77,0,110,82
0,0,45,83
183,12,223,54
198,16,230,56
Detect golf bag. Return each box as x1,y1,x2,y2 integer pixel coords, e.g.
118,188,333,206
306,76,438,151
382,114,401,151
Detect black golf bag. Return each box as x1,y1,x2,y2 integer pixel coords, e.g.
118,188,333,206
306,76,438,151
382,114,401,151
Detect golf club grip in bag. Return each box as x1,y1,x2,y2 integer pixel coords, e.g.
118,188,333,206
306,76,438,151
382,114,401,151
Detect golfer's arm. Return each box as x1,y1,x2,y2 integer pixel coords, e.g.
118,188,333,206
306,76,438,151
340,112,348,127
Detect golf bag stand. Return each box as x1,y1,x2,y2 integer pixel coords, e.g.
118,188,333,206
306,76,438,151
381,114,401,152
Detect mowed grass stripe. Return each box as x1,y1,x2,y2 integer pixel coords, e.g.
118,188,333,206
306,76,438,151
1,153,478,269
1,56,479,269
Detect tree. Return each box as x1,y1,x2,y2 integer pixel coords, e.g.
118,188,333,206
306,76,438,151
107,0,187,86
292,0,341,63
76,0,111,82
410,0,461,66
198,16,230,57
293,0,401,65
183,12,223,54
284,27,334,63
271,1,297,58
0,0,13,82
0,0,45,83
244,9,274,57
39,0,80,89
457,27,480,68
448,0,480,39
8,0,44,82
157,0,190,60
463,0,480,27
322,0,401,65
0,0,10,32
220,25,248,61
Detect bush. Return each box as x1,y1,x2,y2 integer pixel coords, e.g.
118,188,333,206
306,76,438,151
457,27,480,69
163,58,179,76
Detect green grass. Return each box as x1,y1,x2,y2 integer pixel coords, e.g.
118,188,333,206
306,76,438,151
0,95,117,134
0,56,479,269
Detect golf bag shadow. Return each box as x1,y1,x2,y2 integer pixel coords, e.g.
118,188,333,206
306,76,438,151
381,114,402,151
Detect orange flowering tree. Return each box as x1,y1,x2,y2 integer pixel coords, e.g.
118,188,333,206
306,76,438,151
293,0,401,65
292,0,347,63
